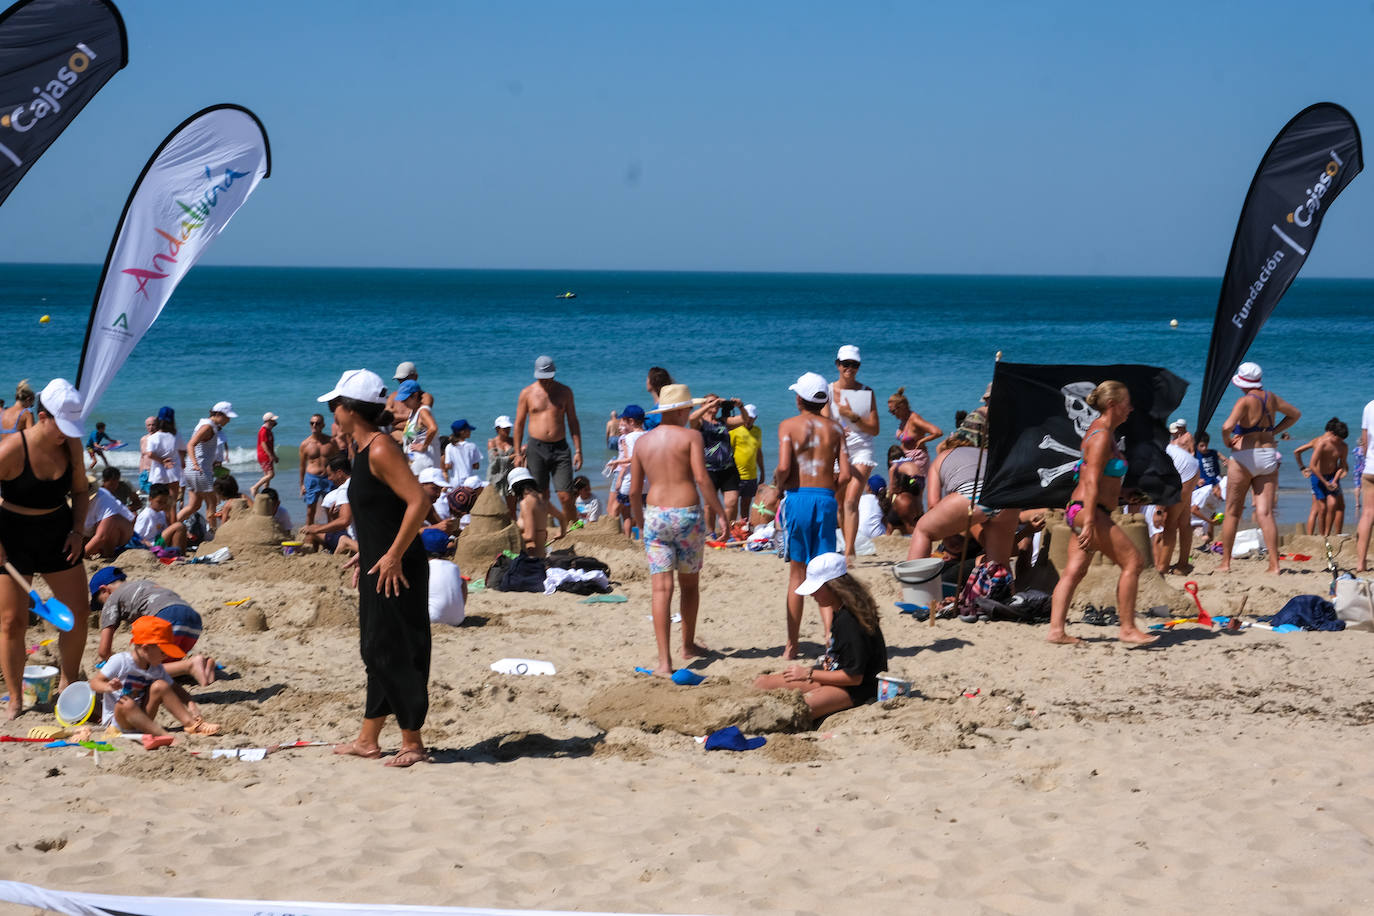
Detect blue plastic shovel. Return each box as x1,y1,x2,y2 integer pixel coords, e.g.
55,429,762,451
4,561,75,632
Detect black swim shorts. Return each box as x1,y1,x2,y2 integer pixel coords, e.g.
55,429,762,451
526,438,574,493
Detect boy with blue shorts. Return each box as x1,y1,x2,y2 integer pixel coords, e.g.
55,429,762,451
775,372,850,659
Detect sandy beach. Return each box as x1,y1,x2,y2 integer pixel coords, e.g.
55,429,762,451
3,519,1373,915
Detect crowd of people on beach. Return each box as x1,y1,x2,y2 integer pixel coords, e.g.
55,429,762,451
1,356,1371,766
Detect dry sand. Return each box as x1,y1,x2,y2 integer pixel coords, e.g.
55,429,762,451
3,524,1374,914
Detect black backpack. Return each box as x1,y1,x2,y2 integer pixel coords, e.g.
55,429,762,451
499,553,547,593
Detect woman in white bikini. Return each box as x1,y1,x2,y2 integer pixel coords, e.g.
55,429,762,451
1218,362,1299,574
826,345,878,558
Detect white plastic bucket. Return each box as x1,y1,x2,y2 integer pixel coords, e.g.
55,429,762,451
876,673,913,701
892,558,944,610
1231,528,1262,558
54,681,95,727
22,665,58,707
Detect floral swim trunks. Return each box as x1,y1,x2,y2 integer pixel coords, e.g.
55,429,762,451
643,504,706,575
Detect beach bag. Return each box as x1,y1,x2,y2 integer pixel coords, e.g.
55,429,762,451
1269,595,1345,632
484,554,512,590
958,559,1011,618
546,549,612,577
1335,577,1374,632
500,553,547,593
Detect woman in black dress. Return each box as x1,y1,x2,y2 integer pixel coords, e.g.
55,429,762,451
320,370,432,767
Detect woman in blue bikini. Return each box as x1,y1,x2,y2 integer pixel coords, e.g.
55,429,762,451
1048,381,1154,645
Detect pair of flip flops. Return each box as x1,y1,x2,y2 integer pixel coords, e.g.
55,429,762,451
1082,605,1119,626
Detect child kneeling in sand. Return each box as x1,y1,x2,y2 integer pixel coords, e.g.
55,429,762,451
89,616,220,737
754,553,887,719
507,466,548,554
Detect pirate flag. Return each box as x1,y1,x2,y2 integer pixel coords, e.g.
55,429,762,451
979,362,1188,510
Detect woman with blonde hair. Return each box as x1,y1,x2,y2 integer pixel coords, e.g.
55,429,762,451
1047,380,1154,645
755,553,887,719
0,380,35,438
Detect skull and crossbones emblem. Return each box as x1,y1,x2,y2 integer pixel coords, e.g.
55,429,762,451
1037,381,1099,487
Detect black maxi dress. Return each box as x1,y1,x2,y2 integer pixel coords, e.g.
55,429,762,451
351,439,430,730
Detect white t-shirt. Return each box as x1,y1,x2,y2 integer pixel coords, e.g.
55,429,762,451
576,495,602,522
144,431,180,485
1190,481,1226,528
99,651,172,727
857,492,886,538
433,494,452,521
1363,399,1374,472
428,558,466,625
85,487,134,531
1166,443,1199,484
444,440,482,485
134,506,166,542
321,478,355,538
618,429,646,495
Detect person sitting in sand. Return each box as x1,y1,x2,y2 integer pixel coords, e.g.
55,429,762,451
1294,418,1349,536
211,475,253,526
90,565,217,686
1047,380,1155,645
423,528,466,626
507,466,548,555
83,466,136,558
754,553,887,719
630,383,728,677
89,615,220,738
135,483,188,552
572,475,601,522
300,455,356,554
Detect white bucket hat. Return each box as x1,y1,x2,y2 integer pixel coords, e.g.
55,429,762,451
1231,361,1263,389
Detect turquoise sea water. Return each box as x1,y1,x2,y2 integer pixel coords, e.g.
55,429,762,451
2,265,1369,524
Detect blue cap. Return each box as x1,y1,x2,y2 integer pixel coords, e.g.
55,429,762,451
450,419,473,432
703,725,767,752
621,404,645,421
420,528,450,555
89,565,126,597
396,379,422,401
156,406,174,422
868,474,886,495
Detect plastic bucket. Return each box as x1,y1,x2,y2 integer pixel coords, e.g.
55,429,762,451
281,540,302,556
22,665,58,707
54,681,95,727
892,558,944,610
876,673,913,701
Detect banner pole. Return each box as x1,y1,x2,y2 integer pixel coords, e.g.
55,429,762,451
941,351,1001,627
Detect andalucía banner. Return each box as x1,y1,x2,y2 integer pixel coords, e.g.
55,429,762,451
0,0,126,208
76,104,271,419
1196,103,1362,432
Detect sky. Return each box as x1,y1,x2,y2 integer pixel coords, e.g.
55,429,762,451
2,0,1374,276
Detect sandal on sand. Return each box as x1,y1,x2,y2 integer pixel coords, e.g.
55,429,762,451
185,718,221,736
385,748,432,768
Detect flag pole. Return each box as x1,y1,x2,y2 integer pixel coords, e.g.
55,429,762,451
943,351,1001,627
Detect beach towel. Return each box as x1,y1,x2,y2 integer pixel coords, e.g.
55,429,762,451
1267,595,1345,632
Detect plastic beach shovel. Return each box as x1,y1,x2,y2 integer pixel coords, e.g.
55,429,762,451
1184,581,1213,626
3,561,74,632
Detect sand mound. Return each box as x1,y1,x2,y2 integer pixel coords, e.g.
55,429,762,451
456,484,519,571
213,513,290,552
585,678,811,736
562,516,637,553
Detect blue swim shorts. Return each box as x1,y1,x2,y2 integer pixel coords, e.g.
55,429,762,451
303,472,333,507
783,486,837,565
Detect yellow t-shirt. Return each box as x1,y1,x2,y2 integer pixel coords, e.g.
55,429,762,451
731,425,763,480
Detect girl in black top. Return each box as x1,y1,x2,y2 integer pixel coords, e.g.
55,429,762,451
754,553,887,719
0,379,90,718
320,370,432,767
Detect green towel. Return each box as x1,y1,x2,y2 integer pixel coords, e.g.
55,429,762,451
579,594,628,604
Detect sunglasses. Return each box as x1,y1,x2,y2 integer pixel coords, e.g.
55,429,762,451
838,360,860,369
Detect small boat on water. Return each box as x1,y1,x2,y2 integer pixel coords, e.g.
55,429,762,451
555,291,577,299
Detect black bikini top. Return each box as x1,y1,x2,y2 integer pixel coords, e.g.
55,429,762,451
0,430,71,511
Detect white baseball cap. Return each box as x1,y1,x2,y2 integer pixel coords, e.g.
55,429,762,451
262,412,279,423
795,552,847,596
1168,418,1187,433
418,468,448,488
507,467,535,488
494,415,513,429
37,379,84,438
836,345,861,363
394,361,417,380
743,403,758,419
317,369,388,404
1232,361,1263,389
789,372,829,404
211,401,238,419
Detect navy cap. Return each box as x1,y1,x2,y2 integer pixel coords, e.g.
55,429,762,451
156,406,175,422
621,404,646,421
420,528,450,555
450,419,473,432
89,566,126,597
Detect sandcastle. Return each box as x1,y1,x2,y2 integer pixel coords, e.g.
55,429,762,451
454,484,520,571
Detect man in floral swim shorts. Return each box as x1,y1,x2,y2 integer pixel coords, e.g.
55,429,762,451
630,383,728,677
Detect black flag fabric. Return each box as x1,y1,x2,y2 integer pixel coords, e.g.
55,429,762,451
0,0,126,208
1196,103,1362,432
980,362,1188,510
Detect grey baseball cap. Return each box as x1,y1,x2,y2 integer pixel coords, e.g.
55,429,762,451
534,355,556,379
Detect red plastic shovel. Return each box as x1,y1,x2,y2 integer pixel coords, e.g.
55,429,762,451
1184,581,1212,626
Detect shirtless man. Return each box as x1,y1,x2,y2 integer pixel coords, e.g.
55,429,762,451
299,413,340,526
1294,418,1350,536
513,355,582,535
630,383,727,677
775,372,850,659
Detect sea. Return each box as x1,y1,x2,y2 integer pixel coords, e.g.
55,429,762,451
3,264,1369,527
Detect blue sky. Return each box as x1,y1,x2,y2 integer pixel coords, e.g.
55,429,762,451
2,0,1373,275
